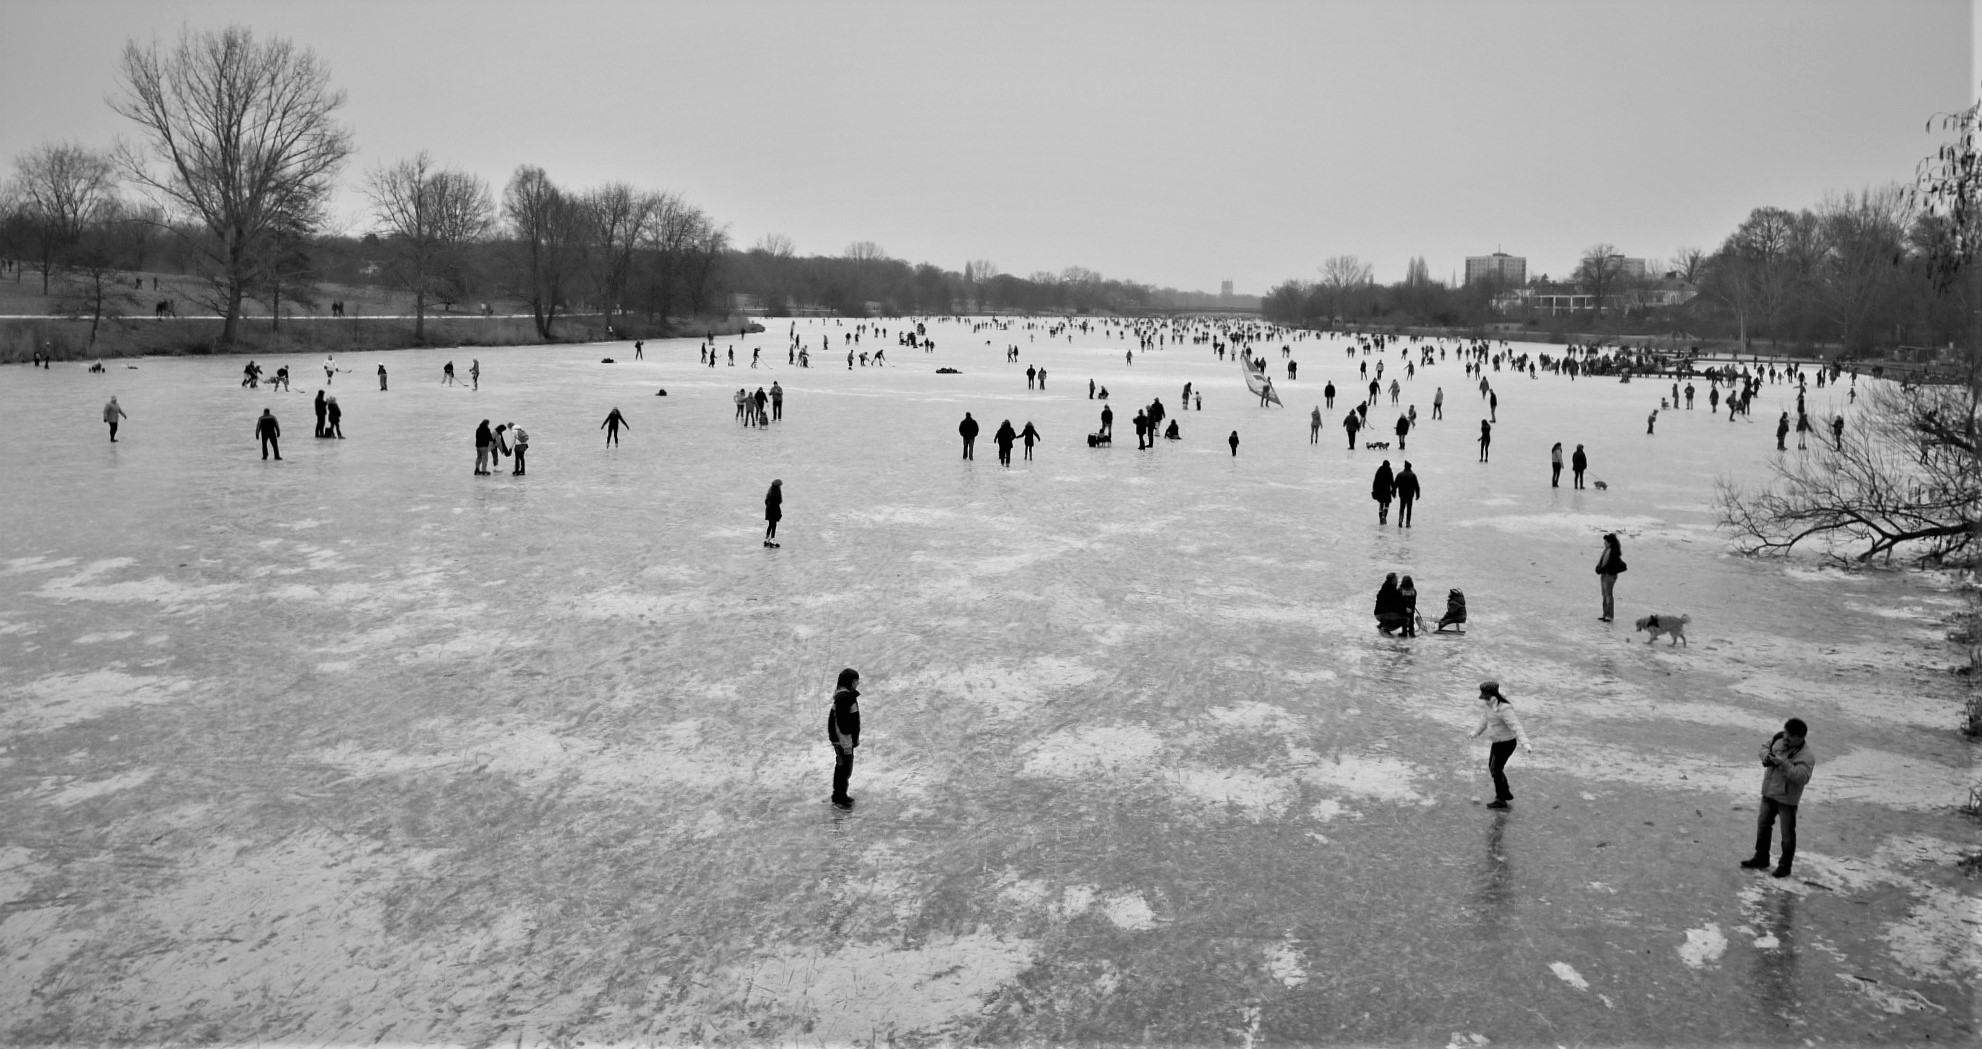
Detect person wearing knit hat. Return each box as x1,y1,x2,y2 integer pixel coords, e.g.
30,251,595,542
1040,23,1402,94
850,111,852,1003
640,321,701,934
1469,681,1534,810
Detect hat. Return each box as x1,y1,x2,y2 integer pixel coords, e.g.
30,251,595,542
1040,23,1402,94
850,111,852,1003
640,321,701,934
1479,680,1502,696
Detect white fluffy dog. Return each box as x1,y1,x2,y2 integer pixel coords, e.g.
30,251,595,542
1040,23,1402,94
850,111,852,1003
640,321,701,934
1634,613,1691,645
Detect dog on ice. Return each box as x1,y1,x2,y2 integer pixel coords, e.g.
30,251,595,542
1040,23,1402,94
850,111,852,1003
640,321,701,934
1634,613,1690,645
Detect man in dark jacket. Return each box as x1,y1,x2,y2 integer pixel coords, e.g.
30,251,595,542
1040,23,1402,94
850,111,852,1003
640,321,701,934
959,413,979,460
1394,413,1410,451
255,408,281,460
827,668,862,808
1571,444,1589,489
1371,460,1395,524
1344,410,1362,450
1394,461,1421,528
1740,717,1816,878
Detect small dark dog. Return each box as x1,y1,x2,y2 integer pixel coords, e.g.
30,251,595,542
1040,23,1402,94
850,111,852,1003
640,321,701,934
1365,441,1390,450
1087,431,1112,447
1593,479,1609,490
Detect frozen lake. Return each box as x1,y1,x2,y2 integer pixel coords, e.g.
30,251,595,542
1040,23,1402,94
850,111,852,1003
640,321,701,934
0,318,1974,1044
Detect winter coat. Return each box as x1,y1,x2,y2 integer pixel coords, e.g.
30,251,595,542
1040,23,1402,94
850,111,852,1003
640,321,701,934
959,416,979,439
1371,463,1395,502
1596,543,1627,575
1394,468,1420,502
827,687,861,749
1758,733,1815,805
1472,700,1531,745
1572,448,1587,471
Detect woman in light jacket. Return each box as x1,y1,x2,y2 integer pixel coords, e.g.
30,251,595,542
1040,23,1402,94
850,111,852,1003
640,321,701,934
1469,681,1534,810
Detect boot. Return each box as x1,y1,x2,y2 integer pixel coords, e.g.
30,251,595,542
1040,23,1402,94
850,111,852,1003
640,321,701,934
1739,857,1770,870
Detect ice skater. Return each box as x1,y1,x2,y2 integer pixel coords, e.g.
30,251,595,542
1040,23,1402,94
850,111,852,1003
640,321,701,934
764,479,783,547
443,361,456,386
325,395,343,438
827,667,861,809
600,407,628,446
510,424,528,475
1020,421,1042,460
1477,420,1492,462
1469,681,1533,809
255,408,281,460
1740,717,1815,879
102,396,127,442
994,419,1017,466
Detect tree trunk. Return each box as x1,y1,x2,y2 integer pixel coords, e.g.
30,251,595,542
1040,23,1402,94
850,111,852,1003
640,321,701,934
414,288,426,343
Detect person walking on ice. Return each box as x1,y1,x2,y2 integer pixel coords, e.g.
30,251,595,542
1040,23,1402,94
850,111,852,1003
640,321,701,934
1740,717,1815,878
1469,681,1534,810
1228,430,1240,456
255,408,281,460
827,667,861,809
764,479,783,547
1020,421,1042,460
1310,406,1322,444
102,396,127,442
600,407,629,447
470,359,481,391
959,412,979,460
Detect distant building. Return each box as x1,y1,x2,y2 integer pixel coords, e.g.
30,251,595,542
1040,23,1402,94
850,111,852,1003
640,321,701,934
1616,256,1648,281
1465,252,1526,286
1220,280,1234,298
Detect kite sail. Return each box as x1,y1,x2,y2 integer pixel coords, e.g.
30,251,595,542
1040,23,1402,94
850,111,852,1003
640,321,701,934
1240,355,1283,406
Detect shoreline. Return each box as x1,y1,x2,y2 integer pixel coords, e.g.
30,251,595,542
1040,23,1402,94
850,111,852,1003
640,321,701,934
0,312,763,363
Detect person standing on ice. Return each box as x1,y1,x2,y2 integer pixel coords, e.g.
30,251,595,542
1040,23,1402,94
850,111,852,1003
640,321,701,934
1100,404,1113,438
443,361,456,386
1550,442,1564,487
377,363,388,391
1595,532,1626,622
1469,681,1533,810
1477,420,1492,462
1310,406,1323,444
1432,386,1444,419
1371,460,1395,524
599,408,628,447
1394,412,1410,451
771,381,784,421
1740,717,1814,879
1324,380,1336,408
1776,411,1790,451
102,396,127,442
763,479,782,547
255,408,281,460
1394,461,1420,528
1227,430,1240,456
1571,444,1588,489
827,667,861,809
958,412,979,460
1343,410,1361,449
1020,421,1042,461
994,419,1018,466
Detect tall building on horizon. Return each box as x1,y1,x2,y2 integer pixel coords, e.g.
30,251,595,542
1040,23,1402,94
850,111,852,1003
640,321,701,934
1220,280,1234,298
1465,252,1527,286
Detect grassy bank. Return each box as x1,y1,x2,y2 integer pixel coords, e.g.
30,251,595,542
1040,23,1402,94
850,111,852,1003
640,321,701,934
0,312,761,363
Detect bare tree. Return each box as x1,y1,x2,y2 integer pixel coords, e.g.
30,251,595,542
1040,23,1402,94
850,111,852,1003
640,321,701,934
366,152,493,342
1574,244,1625,316
583,182,658,334
58,198,145,349
111,25,353,345
752,233,794,258
9,143,119,294
1812,185,1913,353
965,259,999,312
502,166,587,340
1317,254,1372,322
1669,247,1708,283
1718,379,1978,564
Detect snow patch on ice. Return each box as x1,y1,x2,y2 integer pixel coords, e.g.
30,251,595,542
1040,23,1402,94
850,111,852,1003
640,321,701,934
711,933,1035,1041
3,556,77,575
1100,891,1158,930
1677,923,1727,968
1837,973,1947,1015
71,631,136,645
1548,961,1589,990
1266,937,1308,987
34,558,238,608
1021,724,1164,778
4,671,193,733
48,768,156,806
1170,767,1292,821
1291,753,1430,804
1880,885,1982,984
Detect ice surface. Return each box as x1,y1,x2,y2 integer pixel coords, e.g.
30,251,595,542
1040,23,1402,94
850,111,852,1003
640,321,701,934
0,320,1975,1044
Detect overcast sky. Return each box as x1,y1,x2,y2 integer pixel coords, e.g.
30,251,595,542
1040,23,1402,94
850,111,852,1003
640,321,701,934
3,0,1973,293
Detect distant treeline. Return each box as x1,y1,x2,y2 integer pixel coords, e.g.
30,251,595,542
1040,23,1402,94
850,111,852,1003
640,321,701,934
1263,184,1974,360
